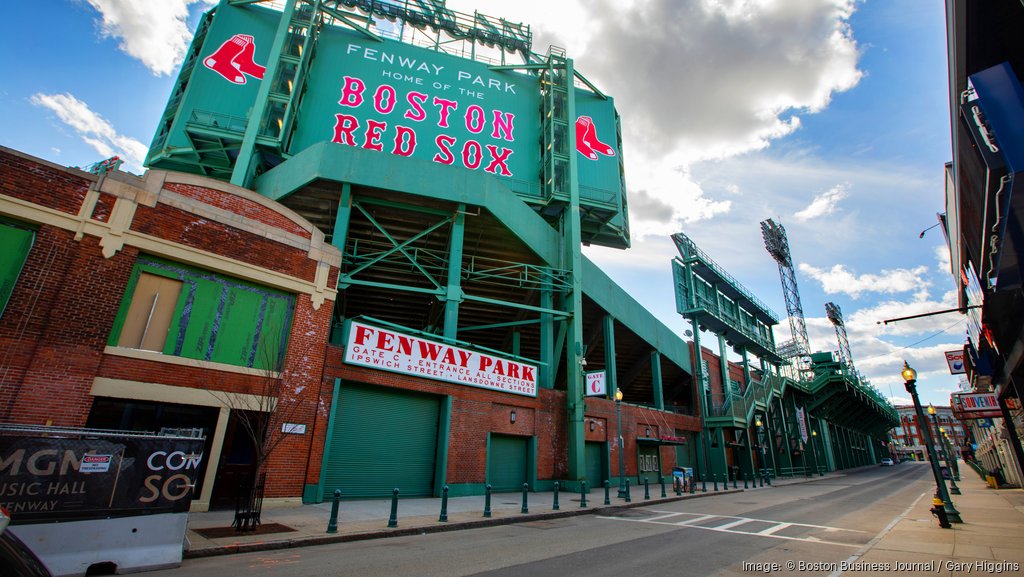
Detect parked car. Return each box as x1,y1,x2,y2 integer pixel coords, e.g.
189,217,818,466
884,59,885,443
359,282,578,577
880,458,895,466
0,508,52,577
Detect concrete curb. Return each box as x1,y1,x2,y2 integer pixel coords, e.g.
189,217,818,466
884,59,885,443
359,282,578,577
184,487,744,558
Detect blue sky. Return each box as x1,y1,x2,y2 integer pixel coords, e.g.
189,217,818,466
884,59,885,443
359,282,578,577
0,1,964,406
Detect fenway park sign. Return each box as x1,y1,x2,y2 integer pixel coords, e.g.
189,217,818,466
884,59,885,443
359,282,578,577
344,321,538,397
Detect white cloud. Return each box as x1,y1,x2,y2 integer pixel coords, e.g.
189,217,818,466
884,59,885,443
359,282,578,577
30,93,147,172
794,183,850,221
82,0,216,76
799,263,931,299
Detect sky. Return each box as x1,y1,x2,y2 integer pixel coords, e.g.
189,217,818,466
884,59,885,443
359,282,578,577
0,0,966,407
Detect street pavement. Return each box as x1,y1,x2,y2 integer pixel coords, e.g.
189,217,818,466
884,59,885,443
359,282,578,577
184,463,1024,575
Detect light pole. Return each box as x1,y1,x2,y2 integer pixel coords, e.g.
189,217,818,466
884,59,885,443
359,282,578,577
939,427,962,495
902,362,962,522
615,389,627,498
755,415,767,486
811,429,823,476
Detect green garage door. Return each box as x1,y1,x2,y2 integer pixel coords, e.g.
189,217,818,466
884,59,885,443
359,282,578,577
585,441,607,489
324,384,440,498
488,434,528,492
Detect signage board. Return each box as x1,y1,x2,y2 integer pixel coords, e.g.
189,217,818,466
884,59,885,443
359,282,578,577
585,370,607,397
945,350,966,374
951,391,1002,419
0,434,204,524
796,406,808,443
344,320,538,396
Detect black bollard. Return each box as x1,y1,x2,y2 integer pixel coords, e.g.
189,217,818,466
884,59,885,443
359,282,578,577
733,474,737,490
604,480,611,505
484,484,492,518
759,469,764,487
625,478,631,502
387,488,399,528
553,481,560,510
327,489,341,533
690,475,695,494
439,485,449,522
521,483,529,514
713,473,719,491
644,477,650,500
675,476,682,496
743,471,748,489
580,481,588,508
767,470,772,486
660,475,667,498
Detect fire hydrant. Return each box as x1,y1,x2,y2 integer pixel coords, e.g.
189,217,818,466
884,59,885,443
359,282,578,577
930,497,951,529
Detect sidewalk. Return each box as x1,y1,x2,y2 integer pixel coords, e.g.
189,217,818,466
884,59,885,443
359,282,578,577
848,467,1024,574
185,475,792,558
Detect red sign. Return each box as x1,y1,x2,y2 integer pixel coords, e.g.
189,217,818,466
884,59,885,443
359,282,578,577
344,321,537,397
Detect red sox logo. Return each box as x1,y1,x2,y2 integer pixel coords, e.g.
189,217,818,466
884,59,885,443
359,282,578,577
203,34,266,85
575,116,616,160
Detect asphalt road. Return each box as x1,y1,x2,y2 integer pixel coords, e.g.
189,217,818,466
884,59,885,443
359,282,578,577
157,463,934,577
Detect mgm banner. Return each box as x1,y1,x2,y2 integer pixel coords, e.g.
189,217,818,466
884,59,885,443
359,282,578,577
0,433,204,524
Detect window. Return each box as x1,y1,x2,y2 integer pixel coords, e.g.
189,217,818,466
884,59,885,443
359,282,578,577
0,219,36,318
109,256,296,370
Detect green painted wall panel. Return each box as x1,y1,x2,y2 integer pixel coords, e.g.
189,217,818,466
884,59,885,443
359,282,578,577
487,434,527,492
0,220,34,318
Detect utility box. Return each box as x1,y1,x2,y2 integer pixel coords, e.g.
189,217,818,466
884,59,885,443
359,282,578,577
0,425,205,577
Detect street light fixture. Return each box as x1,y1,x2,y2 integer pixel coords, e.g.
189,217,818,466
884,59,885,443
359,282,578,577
901,362,961,522
615,389,627,498
939,427,962,495
755,416,767,486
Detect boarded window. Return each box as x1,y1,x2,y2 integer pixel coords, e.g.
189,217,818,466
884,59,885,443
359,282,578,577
116,272,183,352
0,220,35,318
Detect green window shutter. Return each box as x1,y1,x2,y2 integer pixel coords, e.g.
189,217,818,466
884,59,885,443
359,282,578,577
0,221,35,318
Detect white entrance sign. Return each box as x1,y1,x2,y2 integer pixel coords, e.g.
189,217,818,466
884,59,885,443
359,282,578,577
344,321,538,397
585,371,607,396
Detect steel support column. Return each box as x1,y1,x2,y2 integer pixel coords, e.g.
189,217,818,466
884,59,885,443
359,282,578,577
442,205,466,341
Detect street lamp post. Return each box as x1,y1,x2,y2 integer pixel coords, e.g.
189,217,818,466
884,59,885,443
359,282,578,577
902,362,962,523
939,427,962,495
811,429,823,476
755,416,767,486
616,389,627,498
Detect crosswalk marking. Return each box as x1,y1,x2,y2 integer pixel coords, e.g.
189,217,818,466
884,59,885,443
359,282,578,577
596,511,864,548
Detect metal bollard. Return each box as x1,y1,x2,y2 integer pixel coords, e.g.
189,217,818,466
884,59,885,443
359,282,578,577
644,477,650,500
603,480,611,505
521,483,529,514
701,474,707,492
690,475,695,493
733,474,737,490
759,469,764,487
484,484,492,518
387,488,399,528
327,489,341,533
675,476,682,496
625,478,631,502
553,481,560,510
713,473,719,492
743,471,748,489
580,481,588,508
660,475,667,498
439,485,449,522
767,470,772,486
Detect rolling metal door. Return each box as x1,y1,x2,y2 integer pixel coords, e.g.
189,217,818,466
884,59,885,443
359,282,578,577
324,384,440,498
488,434,528,492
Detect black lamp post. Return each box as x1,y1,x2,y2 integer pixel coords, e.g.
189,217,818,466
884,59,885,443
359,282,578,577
902,362,962,522
615,389,627,498
755,415,767,485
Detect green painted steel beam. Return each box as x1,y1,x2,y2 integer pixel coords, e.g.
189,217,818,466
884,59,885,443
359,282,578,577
337,277,442,295
459,318,547,333
443,205,466,341
603,315,617,399
462,293,571,317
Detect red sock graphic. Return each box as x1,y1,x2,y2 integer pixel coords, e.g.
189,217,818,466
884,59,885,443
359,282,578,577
575,117,598,160
232,34,266,80
204,35,247,84
576,116,616,159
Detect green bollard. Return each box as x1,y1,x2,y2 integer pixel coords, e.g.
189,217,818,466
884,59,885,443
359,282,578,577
625,478,631,502
439,485,449,522
326,489,341,533
690,475,695,494
387,488,399,528
660,475,667,498
733,474,737,490
701,474,707,492
767,470,772,486
759,469,764,487
743,471,748,489
521,483,529,514
484,484,492,518
604,480,611,505
713,473,719,491
553,481,560,510
580,481,588,508
675,476,682,496
644,477,650,500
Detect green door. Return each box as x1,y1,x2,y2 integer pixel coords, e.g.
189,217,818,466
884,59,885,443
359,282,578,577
324,384,440,498
585,441,606,489
638,443,660,484
488,434,528,492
